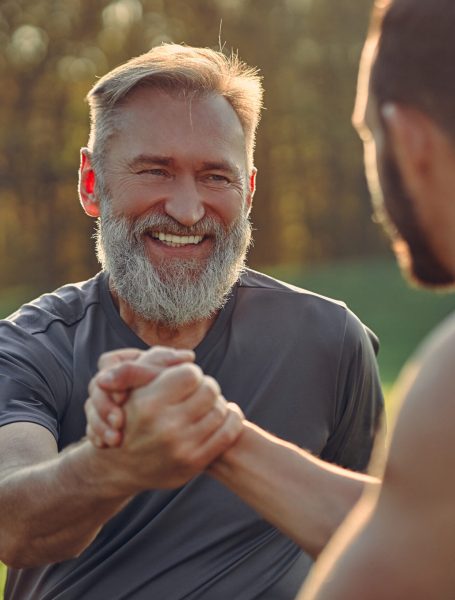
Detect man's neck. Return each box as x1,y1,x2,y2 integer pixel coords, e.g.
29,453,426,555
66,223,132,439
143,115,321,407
111,288,217,349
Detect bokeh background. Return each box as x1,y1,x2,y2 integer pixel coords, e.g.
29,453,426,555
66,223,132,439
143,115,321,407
1,0,455,593
0,0,454,394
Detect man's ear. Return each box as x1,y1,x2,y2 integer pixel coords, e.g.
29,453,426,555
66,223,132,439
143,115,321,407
245,168,257,214
381,103,435,201
79,148,100,218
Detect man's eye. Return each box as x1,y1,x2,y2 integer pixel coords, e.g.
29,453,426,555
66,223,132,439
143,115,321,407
205,174,230,183
138,169,168,176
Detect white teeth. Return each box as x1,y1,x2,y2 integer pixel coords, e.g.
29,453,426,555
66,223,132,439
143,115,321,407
153,232,204,246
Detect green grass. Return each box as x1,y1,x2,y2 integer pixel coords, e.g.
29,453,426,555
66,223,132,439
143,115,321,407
0,285,39,320
265,257,454,391
0,562,5,597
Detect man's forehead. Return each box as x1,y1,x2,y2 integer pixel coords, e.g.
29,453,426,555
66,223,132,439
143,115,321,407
104,88,249,173
118,87,240,128
113,89,245,149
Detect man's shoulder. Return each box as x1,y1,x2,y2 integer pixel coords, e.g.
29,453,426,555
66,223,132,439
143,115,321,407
239,268,347,308
398,309,455,412
387,310,455,480
4,272,105,336
237,269,379,354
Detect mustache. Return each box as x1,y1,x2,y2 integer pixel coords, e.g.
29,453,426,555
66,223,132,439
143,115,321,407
120,212,228,241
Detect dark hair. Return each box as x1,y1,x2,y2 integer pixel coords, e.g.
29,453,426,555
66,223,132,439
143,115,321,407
371,0,455,139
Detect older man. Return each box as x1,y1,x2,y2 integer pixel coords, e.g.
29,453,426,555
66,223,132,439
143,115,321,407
0,46,382,599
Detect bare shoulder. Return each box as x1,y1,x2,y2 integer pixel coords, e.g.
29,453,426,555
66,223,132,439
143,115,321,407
387,312,455,485
370,313,455,596
0,422,57,478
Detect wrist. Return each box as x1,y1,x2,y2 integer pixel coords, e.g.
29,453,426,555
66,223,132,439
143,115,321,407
210,420,261,474
63,441,138,501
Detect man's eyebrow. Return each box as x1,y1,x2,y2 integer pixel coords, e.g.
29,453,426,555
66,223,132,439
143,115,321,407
127,154,174,169
126,155,242,176
200,161,241,176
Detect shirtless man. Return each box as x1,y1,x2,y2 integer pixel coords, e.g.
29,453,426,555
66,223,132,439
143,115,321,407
299,0,455,597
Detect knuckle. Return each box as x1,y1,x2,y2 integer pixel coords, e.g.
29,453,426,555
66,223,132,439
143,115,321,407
144,345,167,360
219,413,243,445
88,410,104,435
91,393,108,419
203,376,221,396
111,362,130,381
209,404,226,428
175,363,202,389
217,427,236,448
97,351,114,370
227,402,244,420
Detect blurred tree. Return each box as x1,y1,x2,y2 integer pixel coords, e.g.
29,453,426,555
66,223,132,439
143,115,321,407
0,0,385,293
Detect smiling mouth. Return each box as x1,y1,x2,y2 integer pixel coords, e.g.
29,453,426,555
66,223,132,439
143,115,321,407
149,231,206,248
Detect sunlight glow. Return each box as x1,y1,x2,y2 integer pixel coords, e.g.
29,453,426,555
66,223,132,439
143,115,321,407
7,25,48,66
102,0,143,29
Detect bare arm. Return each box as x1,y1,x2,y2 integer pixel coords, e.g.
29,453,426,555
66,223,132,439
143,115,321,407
299,323,455,599
0,362,243,568
0,423,132,568
208,422,378,557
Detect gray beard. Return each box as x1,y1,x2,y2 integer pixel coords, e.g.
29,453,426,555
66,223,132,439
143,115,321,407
95,203,252,328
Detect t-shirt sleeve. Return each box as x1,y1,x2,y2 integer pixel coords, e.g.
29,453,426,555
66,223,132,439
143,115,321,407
0,322,70,441
320,310,385,472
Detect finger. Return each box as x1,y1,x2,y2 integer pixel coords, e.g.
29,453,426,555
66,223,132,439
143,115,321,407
97,348,194,394
97,363,161,395
137,346,195,367
85,400,123,447
189,395,228,441
111,390,128,406
179,376,222,423
132,363,204,408
98,348,143,371
191,402,245,468
86,423,106,449
86,385,125,429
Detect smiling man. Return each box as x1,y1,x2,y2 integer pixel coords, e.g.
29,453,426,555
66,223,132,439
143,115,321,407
85,87,254,337
0,45,383,599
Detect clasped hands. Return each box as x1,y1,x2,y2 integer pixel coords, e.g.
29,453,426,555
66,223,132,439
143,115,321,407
84,347,244,492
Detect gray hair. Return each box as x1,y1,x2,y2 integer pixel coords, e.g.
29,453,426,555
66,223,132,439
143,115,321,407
86,44,263,178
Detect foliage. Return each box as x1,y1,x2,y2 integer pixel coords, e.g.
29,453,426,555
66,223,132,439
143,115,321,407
0,0,384,291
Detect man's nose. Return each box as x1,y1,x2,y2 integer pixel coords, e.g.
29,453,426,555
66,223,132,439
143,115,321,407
164,176,205,226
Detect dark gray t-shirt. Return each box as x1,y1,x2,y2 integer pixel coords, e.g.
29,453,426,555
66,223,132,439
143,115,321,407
0,269,383,600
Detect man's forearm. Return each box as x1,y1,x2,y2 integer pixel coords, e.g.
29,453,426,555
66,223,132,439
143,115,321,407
209,421,380,557
0,442,132,568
